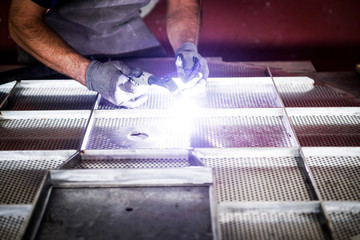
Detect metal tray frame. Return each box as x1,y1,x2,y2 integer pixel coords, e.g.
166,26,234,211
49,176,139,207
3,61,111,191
0,110,91,150
22,168,217,240
1,62,360,239
0,80,97,110
218,201,331,240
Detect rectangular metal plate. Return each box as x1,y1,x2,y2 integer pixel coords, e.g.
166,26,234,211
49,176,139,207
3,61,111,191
0,111,90,150
193,148,314,202
98,78,281,109
0,151,76,204
219,202,326,240
302,147,360,201
49,168,213,187
287,108,360,146
26,168,214,240
0,205,32,240
86,109,293,149
275,77,360,107
68,149,200,169
0,81,16,109
325,202,360,240
35,186,213,240
3,80,97,110
123,58,267,78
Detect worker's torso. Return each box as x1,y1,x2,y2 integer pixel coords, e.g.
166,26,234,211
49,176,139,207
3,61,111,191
43,0,161,57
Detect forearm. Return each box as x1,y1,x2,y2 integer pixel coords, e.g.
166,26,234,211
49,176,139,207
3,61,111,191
8,1,90,85
166,0,200,52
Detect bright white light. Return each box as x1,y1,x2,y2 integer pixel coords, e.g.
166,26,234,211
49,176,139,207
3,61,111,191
165,96,202,148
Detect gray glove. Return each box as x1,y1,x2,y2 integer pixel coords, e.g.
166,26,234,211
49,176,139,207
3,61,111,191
175,42,209,90
86,60,150,108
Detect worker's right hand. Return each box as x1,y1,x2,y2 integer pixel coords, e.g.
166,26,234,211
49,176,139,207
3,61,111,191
85,60,150,108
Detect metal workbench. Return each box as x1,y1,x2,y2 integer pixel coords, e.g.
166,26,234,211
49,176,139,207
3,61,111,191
0,59,359,239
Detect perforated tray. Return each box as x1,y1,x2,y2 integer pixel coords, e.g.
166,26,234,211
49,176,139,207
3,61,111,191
0,81,16,109
85,109,294,149
98,78,281,109
325,202,360,240
0,151,76,204
2,80,97,110
0,111,90,150
66,149,200,169
302,147,360,201
193,148,314,202
124,58,268,78
275,77,360,107
219,202,327,240
24,168,214,240
287,108,360,146
0,205,32,240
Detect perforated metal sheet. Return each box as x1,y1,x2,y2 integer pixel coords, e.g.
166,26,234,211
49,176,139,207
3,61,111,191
219,203,325,240
86,110,293,149
97,87,177,110
278,83,359,107
325,202,360,240
0,151,75,204
5,87,97,110
98,78,281,110
288,108,360,146
0,205,32,240
206,81,280,108
72,150,192,169
0,81,16,108
199,155,312,202
87,115,189,149
0,111,89,150
124,58,267,78
0,215,26,240
2,80,97,110
191,115,292,148
305,154,360,201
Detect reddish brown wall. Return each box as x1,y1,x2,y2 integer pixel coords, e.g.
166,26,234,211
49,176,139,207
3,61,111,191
0,0,17,63
1,0,359,71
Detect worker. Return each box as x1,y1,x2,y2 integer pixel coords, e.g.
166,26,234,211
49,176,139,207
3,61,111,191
8,0,209,107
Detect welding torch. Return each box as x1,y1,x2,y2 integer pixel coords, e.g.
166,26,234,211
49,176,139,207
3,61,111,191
128,59,204,95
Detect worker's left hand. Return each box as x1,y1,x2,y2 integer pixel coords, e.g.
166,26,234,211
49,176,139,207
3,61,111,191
175,42,209,90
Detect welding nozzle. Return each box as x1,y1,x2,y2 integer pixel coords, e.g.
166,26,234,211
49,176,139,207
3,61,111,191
127,70,178,93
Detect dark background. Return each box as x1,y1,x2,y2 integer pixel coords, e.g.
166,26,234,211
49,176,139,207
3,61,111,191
1,0,359,71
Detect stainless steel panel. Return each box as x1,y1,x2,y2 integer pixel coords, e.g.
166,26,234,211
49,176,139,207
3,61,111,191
0,151,76,204
25,168,215,240
302,147,360,201
3,80,97,110
36,187,213,240
97,86,177,110
69,149,198,169
86,109,293,149
287,108,360,146
0,205,32,240
0,81,16,109
194,148,314,202
50,167,213,187
207,78,280,108
98,77,281,109
219,202,326,240
124,58,267,78
275,77,359,107
0,111,90,150
325,202,360,240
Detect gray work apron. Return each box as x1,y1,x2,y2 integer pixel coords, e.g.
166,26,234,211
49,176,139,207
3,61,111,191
45,0,164,58
18,0,165,63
